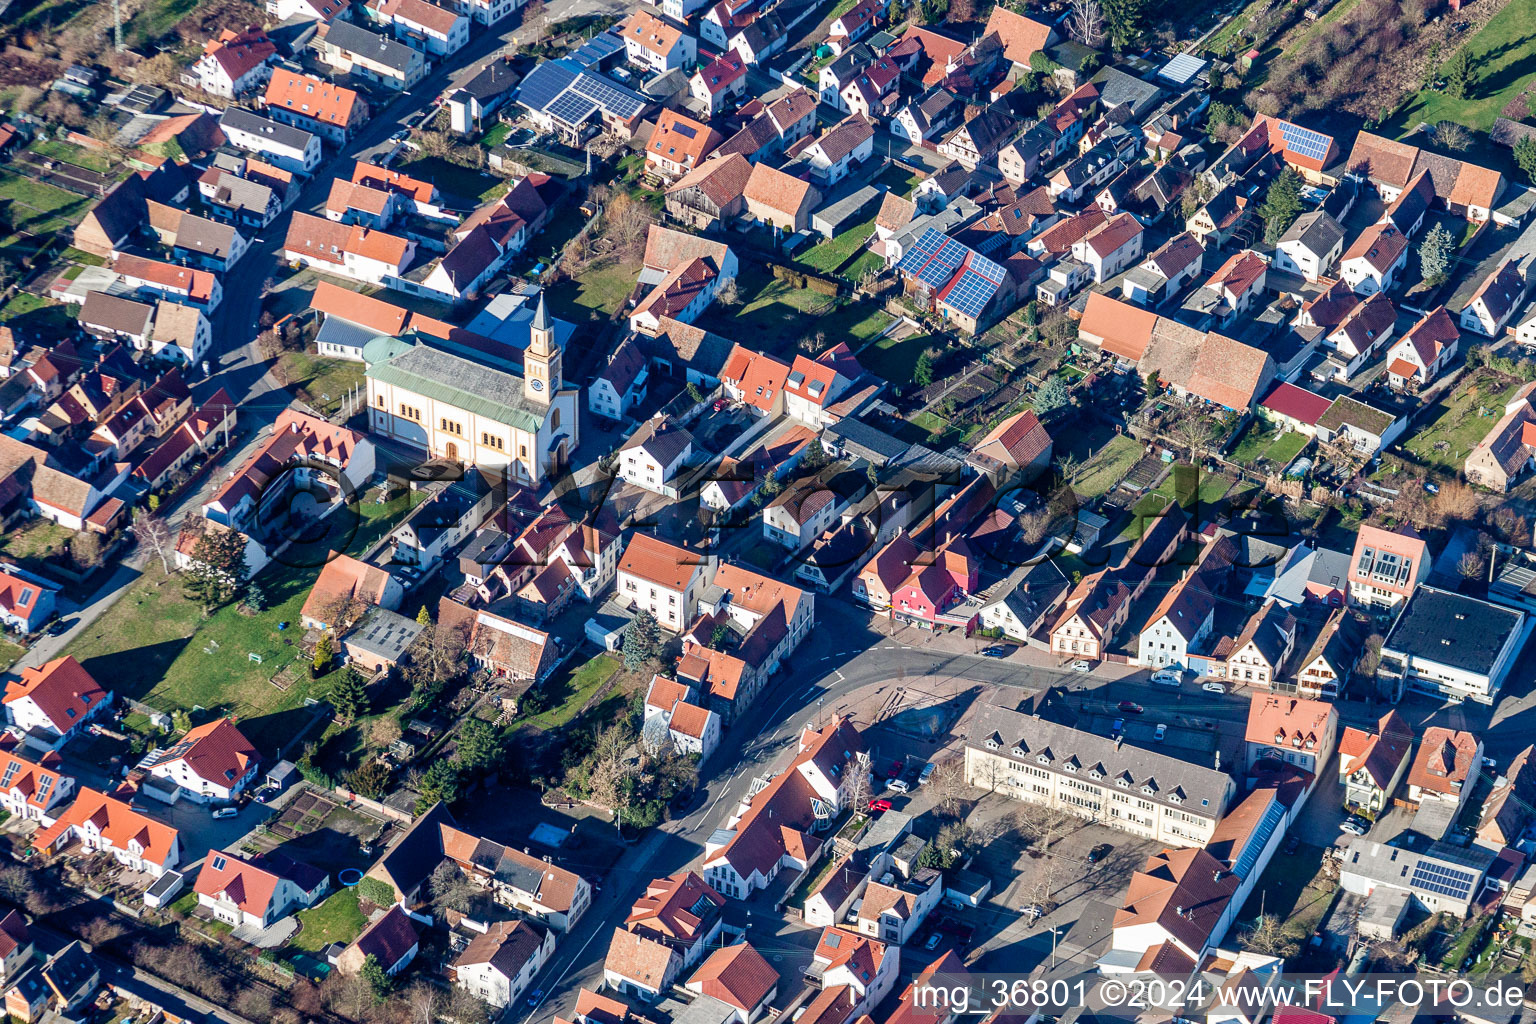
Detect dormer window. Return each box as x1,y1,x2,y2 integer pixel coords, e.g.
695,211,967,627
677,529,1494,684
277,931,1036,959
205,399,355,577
1036,754,1049,765
985,739,998,750
1010,746,1023,757
1116,778,1128,788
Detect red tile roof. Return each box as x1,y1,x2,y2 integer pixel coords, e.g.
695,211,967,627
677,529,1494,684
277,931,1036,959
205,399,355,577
689,942,778,1012
1408,727,1479,797
3,657,107,734
34,787,179,867
155,717,257,788
264,69,360,129
1260,382,1331,425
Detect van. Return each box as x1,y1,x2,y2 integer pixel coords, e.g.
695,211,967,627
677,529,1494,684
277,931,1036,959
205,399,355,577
1151,671,1181,687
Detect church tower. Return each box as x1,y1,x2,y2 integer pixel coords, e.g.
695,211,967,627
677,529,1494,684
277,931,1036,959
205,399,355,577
523,291,560,406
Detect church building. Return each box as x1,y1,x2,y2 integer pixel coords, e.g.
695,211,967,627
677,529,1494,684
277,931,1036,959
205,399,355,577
364,294,581,488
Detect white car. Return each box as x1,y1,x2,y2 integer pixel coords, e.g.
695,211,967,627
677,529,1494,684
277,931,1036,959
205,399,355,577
889,779,910,794
918,763,936,786
1339,819,1367,836
212,806,238,819
1071,660,1091,673
1202,682,1226,694
1154,723,1167,741
1151,670,1181,686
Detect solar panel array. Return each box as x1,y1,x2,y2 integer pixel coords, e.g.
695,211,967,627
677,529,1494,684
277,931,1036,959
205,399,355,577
1409,860,1477,900
1158,52,1206,86
1277,120,1333,162
568,30,623,68
896,228,966,286
516,58,645,126
943,256,1006,318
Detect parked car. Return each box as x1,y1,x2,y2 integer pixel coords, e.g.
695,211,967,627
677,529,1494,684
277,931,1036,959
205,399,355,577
1339,819,1367,836
924,933,942,951
1151,670,1182,686
1112,718,1125,734
918,763,936,785
254,787,277,804
527,990,544,1009
982,644,1010,658
1088,843,1114,864
887,761,903,778
1154,723,1168,741
1071,660,1091,673
890,779,910,794
1023,904,1045,920
1117,701,1143,714
1484,757,1498,769
1202,681,1226,694
869,798,893,812
212,806,238,819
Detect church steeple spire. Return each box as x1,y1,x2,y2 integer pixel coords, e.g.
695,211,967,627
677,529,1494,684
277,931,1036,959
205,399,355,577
524,290,559,406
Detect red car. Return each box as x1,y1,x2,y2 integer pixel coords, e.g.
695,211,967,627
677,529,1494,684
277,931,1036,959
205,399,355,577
869,798,893,812
887,761,903,778
713,398,728,412
1118,701,1144,714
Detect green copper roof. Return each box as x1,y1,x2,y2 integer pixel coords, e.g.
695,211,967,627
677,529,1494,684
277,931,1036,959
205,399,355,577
367,340,547,433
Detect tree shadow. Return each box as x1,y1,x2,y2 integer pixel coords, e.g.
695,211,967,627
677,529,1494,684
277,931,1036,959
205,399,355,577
79,636,193,704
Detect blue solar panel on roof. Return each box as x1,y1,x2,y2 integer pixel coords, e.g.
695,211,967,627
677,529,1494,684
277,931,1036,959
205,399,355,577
673,123,698,139
1277,120,1332,161
517,60,578,112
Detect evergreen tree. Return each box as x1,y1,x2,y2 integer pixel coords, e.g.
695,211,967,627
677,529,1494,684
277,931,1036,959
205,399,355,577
914,350,935,387
1442,48,1473,100
457,717,501,773
623,609,663,671
1259,168,1303,245
416,605,431,626
361,954,393,999
420,758,464,807
313,634,333,675
1103,0,1146,49
1419,221,1455,285
1035,377,1071,417
181,529,250,613
329,667,368,723
1515,136,1536,183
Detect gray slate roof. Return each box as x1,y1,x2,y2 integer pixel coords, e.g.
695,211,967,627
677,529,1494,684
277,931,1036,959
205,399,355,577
968,702,1233,816
221,106,315,152
1279,210,1345,256
323,20,421,75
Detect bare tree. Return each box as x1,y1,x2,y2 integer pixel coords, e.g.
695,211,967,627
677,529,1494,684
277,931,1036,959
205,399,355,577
1457,548,1488,579
1012,802,1075,852
407,983,438,1024
927,759,970,818
1240,914,1300,958
1067,0,1105,47
132,512,178,574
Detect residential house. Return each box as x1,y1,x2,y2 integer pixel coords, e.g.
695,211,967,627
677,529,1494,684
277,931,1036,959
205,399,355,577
1106,848,1241,965
855,870,941,946
1339,837,1496,919
983,6,1057,76
647,110,723,182
314,20,426,90
1273,211,1345,282
810,928,898,1014
453,920,555,1009
619,416,694,498
199,169,282,232
691,50,748,114
0,748,74,822
1313,395,1404,455
890,88,960,144
790,115,874,188
447,60,520,133
284,212,415,286
1339,710,1415,813
220,107,321,174
32,788,180,876
1405,727,1483,834
1244,694,1337,777
379,0,470,57
3,657,111,749
618,533,709,632
36,943,99,1018
113,254,222,312
1049,509,1186,659
1182,250,1267,330
589,339,649,421
1121,231,1204,306
193,849,329,928
1348,131,1505,222
1291,605,1363,698
300,553,404,630
0,911,31,982
894,228,1016,335
938,103,1016,171
683,563,814,722
630,227,738,335
1318,289,1397,379
701,718,862,898
438,600,562,685
826,0,883,55
139,717,259,804
79,293,154,350
1072,212,1144,283
1465,382,1536,492
1348,524,1429,608
202,408,374,530
1340,223,1407,296
1462,258,1529,337
1223,600,1296,690
263,69,368,145
0,567,58,636
621,10,696,73
966,703,1235,847
191,28,278,98
337,906,419,976
1385,306,1459,390
685,943,779,1024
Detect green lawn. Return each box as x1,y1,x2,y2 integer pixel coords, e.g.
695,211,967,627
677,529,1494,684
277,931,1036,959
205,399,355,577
872,165,924,197
523,652,621,729
1203,0,1279,56
1230,423,1309,469
545,257,638,320
0,640,23,671
395,156,502,203
1070,435,1142,499
290,889,366,952
859,329,932,386
480,123,513,149
278,351,367,418
1383,0,1536,135
1403,376,1520,472
794,216,876,276
29,138,115,175
60,491,425,756
0,293,75,335
700,264,892,358
0,170,90,236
